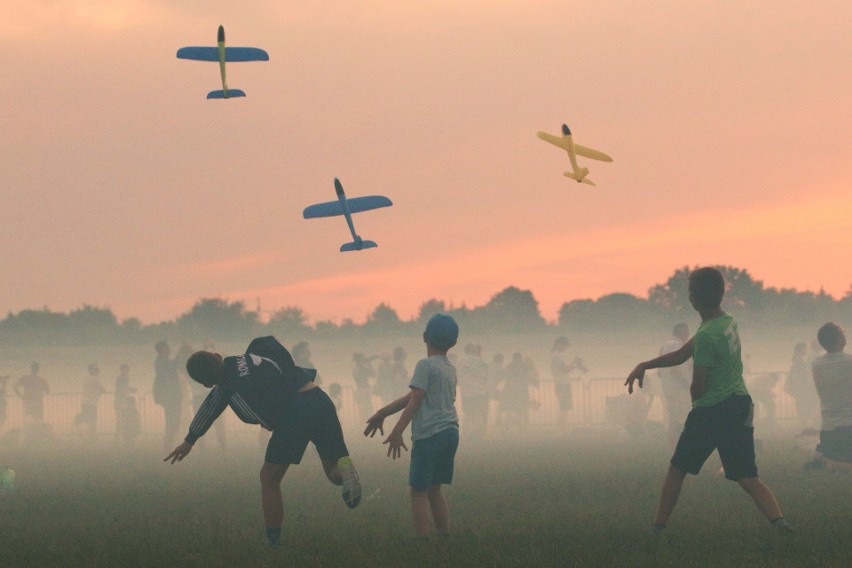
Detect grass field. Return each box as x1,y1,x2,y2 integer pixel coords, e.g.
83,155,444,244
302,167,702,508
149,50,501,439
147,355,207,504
0,430,849,568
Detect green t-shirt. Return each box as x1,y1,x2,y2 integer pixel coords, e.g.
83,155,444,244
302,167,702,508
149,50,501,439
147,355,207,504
691,313,749,407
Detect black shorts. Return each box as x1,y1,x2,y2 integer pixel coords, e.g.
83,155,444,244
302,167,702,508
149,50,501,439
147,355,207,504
818,425,852,463
671,394,758,481
265,387,349,465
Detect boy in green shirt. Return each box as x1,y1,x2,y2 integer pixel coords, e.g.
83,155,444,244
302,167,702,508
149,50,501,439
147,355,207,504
625,267,791,533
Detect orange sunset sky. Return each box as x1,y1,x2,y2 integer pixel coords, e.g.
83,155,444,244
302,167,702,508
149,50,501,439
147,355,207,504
2,1,851,324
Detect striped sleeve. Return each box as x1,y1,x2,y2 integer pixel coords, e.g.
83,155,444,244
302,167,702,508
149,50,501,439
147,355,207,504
185,387,229,445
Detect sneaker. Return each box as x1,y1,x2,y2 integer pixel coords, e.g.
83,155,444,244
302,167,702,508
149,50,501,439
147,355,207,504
337,456,362,509
771,518,794,533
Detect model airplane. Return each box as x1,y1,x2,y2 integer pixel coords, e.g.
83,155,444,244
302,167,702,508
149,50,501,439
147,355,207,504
303,178,393,252
536,124,613,186
177,25,269,99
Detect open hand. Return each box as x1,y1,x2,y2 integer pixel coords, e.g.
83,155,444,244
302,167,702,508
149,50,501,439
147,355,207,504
364,413,385,438
624,365,646,394
164,441,193,464
382,431,408,459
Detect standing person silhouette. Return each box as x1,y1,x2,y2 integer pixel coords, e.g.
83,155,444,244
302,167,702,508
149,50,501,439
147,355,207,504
625,267,791,533
15,362,49,423
152,341,182,451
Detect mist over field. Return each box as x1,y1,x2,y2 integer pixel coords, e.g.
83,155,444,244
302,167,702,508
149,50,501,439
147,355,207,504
1,268,850,566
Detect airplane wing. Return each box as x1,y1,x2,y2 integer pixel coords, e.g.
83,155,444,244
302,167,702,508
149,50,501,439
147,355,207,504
176,47,269,61
303,196,392,219
536,131,572,151
177,47,219,61
224,47,269,62
573,144,613,162
346,196,393,214
303,201,344,218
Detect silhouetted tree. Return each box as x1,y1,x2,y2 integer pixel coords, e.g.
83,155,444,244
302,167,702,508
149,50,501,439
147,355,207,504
475,286,545,332
0,308,69,344
557,299,595,329
67,305,120,343
313,320,339,337
268,306,310,337
362,303,405,335
722,266,767,312
417,299,447,323
649,265,768,314
648,266,692,313
176,298,258,340
558,293,664,330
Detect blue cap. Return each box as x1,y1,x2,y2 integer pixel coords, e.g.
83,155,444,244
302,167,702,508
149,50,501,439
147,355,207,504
424,313,459,350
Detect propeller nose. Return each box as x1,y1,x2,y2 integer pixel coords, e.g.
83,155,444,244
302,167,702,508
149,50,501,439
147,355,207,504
561,124,571,136
218,25,224,43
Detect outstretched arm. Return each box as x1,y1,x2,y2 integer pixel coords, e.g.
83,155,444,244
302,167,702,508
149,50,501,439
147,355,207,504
383,388,425,459
184,387,229,444
364,391,412,437
626,339,694,394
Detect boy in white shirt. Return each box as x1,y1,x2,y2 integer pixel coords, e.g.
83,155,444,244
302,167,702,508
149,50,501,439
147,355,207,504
364,313,460,537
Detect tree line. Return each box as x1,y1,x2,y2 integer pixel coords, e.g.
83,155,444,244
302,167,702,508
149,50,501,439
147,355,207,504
1,266,849,345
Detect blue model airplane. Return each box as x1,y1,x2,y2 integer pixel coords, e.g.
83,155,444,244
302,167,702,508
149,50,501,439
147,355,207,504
177,25,269,99
303,178,393,252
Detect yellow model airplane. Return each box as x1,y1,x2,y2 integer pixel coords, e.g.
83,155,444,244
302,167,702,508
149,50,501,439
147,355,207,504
536,124,613,186
177,25,269,99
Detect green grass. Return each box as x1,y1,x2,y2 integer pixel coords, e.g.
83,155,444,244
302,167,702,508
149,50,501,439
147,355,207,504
0,433,849,567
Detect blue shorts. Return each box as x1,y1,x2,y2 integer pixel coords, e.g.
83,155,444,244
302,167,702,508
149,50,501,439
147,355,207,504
409,427,459,490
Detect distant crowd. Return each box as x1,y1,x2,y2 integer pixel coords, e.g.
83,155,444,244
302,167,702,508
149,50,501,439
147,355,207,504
0,324,846,465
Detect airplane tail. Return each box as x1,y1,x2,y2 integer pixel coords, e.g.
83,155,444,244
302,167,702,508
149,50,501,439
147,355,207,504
207,89,246,99
340,240,377,252
563,168,595,186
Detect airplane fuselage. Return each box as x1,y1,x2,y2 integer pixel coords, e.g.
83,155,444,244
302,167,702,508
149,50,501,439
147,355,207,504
217,25,229,96
560,124,587,182
334,178,360,244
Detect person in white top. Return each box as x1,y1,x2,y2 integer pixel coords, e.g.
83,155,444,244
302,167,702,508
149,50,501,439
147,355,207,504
811,322,852,472
364,313,460,538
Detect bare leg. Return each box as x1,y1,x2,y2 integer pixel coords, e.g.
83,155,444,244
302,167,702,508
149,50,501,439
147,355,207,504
259,462,290,530
654,465,687,526
410,487,432,537
737,477,783,521
428,485,450,535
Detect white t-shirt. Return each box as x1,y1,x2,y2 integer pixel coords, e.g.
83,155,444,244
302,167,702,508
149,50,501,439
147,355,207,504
410,355,459,441
811,352,852,431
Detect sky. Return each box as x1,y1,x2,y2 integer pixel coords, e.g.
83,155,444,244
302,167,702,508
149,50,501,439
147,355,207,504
2,1,851,324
